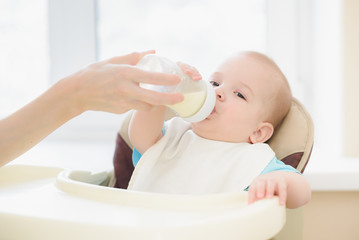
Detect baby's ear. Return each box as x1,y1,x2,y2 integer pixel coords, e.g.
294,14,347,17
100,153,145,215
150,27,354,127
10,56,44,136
249,122,274,144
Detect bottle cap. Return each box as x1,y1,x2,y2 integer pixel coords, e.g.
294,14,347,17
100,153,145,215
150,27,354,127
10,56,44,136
182,80,216,122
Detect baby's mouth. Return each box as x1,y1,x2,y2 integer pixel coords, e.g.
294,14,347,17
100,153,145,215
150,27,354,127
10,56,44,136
204,108,215,120
209,107,216,116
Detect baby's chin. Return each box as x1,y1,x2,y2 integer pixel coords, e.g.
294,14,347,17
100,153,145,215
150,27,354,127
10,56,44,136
192,130,218,141
190,117,220,138
190,120,209,133
190,114,214,127
190,127,227,142
191,123,251,143
190,123,213,138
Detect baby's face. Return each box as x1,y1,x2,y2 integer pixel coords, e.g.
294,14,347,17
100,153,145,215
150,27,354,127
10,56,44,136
191,53,279,143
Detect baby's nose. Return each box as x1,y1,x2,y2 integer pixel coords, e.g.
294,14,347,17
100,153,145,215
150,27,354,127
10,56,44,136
216,91,224,101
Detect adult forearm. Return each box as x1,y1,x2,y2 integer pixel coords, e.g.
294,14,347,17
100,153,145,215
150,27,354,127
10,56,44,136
0,75,82,166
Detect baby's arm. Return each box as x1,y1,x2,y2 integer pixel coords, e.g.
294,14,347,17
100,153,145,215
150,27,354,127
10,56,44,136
248,171,311,209
128,106,167,155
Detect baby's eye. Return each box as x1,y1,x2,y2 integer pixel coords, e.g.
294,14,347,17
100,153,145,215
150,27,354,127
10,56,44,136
210,81,220,87
235,91,246,100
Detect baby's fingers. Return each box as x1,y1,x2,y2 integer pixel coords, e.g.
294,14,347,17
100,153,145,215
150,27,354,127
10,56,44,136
177,62,202,81
248,185,257,204
255,179,266,200
248,180,266,205
277,182,288,206
265,179,275,199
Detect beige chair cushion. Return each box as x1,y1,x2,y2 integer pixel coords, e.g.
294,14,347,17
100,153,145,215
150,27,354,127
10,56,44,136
268,98,314,172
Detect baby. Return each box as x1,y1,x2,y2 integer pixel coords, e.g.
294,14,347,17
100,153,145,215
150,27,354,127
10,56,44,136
127,51,311,209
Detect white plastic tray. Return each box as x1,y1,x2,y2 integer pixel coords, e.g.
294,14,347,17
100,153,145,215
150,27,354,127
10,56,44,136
0,165,285,240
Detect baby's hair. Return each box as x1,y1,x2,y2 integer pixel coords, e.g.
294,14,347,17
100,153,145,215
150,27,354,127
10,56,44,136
241,51,292,129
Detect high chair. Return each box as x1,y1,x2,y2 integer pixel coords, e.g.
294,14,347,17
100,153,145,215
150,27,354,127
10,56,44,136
0,98,313,240
111,97,314,238
268,98,314,239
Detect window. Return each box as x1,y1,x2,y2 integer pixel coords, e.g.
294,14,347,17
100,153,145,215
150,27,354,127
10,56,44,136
43,0,271,141
97,0,267,80
0,0,48,118
1,0,343,161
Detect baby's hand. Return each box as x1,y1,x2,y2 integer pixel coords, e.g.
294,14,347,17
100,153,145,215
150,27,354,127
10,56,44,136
177,62,202,81
248,171,288,206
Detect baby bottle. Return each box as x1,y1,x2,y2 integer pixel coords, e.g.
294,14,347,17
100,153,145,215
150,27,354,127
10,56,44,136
136,54,216,122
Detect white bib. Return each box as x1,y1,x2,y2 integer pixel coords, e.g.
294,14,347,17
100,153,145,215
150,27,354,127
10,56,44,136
128,118,274,194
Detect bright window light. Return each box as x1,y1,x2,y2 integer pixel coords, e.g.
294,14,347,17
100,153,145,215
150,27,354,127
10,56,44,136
0,0,49,118
97,0,267,79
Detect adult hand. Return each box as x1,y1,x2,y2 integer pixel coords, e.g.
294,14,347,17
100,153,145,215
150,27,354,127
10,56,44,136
68,50,184,115
0,51,185,166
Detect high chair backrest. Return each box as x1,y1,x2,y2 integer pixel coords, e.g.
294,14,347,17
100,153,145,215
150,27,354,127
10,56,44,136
112,98,314,189
267,98,314,173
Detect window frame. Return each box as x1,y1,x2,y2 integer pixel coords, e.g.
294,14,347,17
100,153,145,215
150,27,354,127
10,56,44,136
47,0,124,142
267,0,343,159
48,0,98,83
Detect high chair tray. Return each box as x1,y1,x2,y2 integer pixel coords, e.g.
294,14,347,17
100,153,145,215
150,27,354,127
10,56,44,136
0,165,285,240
